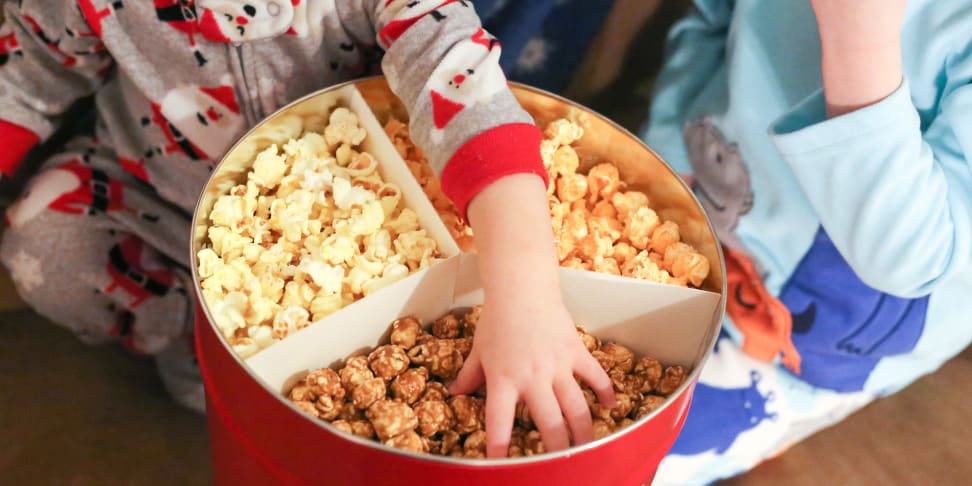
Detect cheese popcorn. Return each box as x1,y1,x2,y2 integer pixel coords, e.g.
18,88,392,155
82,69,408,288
200,107,442,357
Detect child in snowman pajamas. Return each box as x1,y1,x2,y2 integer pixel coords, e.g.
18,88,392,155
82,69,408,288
0,0,617,456
642,0,972,483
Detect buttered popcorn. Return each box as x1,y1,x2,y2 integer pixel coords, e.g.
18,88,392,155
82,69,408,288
198,108,441,358
385,118,711,288
288,309,689,458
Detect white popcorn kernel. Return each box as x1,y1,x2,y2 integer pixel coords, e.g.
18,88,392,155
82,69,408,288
394,230,437,267
208,226,230,256
212,292,248,338
247,297,279,326
319,234,358,266
250,145,288,189
299,259,345,294
384,208,420,234
249,325,274,349
301,167,334,192
243,243,264,265
210,195,247,229
335,144,357,167
273,306,310,339
310,292,343,321
325,108,366,149
346,152,378,178
377,184,402,219
333,177,375,210
346,266,372,295
197,248,222,278
365,229,393,261
362,263,409,296
354,255,385,277
348,200,385,237
233,338,260,359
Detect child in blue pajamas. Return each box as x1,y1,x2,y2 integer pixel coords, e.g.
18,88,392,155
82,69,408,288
642,1,972,483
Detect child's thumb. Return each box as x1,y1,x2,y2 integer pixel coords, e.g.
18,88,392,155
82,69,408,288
448,351,484,395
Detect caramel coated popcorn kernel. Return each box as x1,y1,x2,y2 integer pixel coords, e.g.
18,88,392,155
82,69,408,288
366,399,418,441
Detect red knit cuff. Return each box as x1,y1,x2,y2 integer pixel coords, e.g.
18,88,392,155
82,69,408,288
440,123,549,221
0,120,40,177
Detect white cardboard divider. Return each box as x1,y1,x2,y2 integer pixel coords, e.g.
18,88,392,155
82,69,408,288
248,255,463,391
250,251,720,394
347,87,461,258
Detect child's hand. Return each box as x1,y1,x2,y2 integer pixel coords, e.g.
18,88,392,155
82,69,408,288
455,173,617,458
450,291,616,457
809,0,908,116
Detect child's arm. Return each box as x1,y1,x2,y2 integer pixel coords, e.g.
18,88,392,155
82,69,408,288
641,0,736,175
339,1,616,455
771,0,972,296
0,1,113,178
454,173,616,457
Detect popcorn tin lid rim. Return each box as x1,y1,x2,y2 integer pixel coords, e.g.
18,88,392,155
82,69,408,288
190,77,728,466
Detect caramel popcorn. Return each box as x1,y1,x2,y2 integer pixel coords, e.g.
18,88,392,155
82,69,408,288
454,337,473,359
390,367,428,404
351,377,386,410
369,345,410,381
313,395,343,421
515,402,533,428
339,355,373,391
385,430,428,453
305,368,345,401
331,419,353,435
592,418,614,440
656,365,688,396
449,395,485,435
419,381,451,404
431,314,461,339
633,395,667,420
407,339,464,380
523,430,546,456
390,317,422,349
366,399,418,441
576,325,600,353
200,108,442,358
634,357,663,393
599,342,635,374
294,400,318,418
287,310,689,459
463,430,487,457
414,400,456,437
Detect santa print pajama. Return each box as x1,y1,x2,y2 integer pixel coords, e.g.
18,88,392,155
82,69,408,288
0,0,546,411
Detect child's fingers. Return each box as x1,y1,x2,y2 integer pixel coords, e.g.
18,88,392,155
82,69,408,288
448,349,484,395
484,381,517,458
526,387,570,453
553,375,594,446
575,353,617,408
